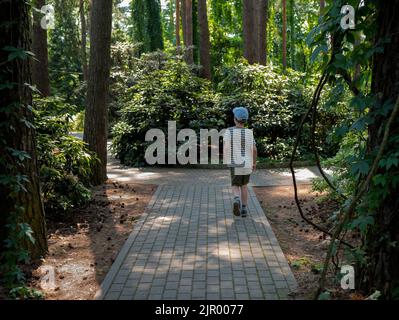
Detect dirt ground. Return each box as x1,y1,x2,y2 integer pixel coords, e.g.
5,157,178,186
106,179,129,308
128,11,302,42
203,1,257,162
253,184,362,300
29,180,156,300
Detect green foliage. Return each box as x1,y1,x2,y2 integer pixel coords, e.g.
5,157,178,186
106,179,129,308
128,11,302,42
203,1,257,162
0,43,43,292
33,97,96,218
130,0,164,54
48,0,84,106
8,286,44,300
111,54,340,165
217,62,340,160
112,54,220,165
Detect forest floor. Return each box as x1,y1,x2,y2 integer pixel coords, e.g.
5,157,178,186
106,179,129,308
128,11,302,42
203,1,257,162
254,185,363,300
28,180,155,300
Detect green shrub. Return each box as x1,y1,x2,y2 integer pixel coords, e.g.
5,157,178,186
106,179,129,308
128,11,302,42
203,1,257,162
111,56,342,166
216,62,340,159
34,97,96,218
111,56,221,165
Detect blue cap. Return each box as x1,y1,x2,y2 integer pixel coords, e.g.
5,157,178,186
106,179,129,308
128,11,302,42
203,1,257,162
233,107,249,122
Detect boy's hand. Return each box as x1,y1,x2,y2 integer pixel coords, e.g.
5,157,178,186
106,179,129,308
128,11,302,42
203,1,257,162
252,163,256,171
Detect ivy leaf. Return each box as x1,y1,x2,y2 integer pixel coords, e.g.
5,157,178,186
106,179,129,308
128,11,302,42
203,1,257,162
372,174,387,187
386,156,399,170
9,148,31,161
310,44,328,64
351,160,369,176
350,215,374,233
3,46,35,62
18,223,36,244
335,124,349,137
350,117,368,131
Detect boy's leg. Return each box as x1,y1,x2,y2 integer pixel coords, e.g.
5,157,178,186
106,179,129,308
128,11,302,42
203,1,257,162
232,185,241,216
232,186,241,199
240,184,249,217
241,185,248,206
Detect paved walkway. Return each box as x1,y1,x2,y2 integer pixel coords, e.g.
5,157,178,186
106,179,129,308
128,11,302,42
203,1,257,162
95,155,323,300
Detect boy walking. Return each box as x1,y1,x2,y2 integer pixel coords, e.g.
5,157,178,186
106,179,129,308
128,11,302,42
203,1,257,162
223,107,257,217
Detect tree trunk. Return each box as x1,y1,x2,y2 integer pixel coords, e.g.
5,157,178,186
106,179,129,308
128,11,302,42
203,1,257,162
182,0,194,64
79,0,88,81
198,0,211,79
256,0,268,65
289,0,295,69
243,0,255,64
32,0,51,96
83,0,113,186
282,0,287,70
0,0,47,259
176,0,181,46
361,0,399,298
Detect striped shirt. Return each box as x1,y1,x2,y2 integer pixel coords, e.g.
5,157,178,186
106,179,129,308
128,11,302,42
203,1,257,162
223,127,256,175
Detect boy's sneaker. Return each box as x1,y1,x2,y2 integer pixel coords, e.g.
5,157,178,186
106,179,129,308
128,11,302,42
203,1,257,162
233,197,241,216
241,206,248,217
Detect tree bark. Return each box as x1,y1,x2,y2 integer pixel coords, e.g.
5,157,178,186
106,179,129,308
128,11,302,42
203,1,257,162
79,0,88,81
243,0,267,65
361,0,399,298
176,0,181,46
198,0,211,79
32,0,51,96
83,0,113,185
257,0,268,65
182,0,194,64
243,0,255,64
282,0,287,70
0,0,47,259
289,0,295,69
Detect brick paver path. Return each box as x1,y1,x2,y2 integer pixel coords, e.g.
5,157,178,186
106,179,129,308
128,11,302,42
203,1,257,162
94,161,324,299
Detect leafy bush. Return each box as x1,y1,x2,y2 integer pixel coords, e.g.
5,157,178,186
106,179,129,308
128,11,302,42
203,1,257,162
34,97,96,218
216,62,341,160
111,55,221,165
111,56,342,165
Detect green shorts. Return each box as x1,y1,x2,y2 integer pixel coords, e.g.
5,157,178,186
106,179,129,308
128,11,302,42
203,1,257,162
230,168,250,186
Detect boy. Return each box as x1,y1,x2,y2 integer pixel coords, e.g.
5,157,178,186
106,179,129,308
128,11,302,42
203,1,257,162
223,107,257,217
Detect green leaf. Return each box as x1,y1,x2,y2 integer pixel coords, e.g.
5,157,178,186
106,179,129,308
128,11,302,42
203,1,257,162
18,223,36,244
350,215,374,233
351,160,369,176
3,46,35,62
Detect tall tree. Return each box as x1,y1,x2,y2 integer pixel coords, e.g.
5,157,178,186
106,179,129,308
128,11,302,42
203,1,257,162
0,0,47,258
32,0,51,96
282,0,287,69
176,0,181,46
243,0,256,64
361,0,399,298
146,0,164,51
131,0,148,53
83,0,113,185
198,0,211,79
288,0,295,69
182,0,194,64
243,0,268,65
256,0,268,65
79,0,88,81
192,0,199,64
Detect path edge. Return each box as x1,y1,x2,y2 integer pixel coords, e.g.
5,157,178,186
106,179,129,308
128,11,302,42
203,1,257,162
93,185,162,300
